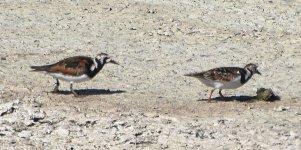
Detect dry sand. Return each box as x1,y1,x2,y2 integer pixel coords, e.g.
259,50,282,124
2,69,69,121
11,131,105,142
0,0,301,149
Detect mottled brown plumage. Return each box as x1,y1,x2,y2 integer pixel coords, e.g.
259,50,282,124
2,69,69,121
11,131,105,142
31,56,94,76
46,56,92,76
186,67,245,82
31,53,119,96
185,63,261,102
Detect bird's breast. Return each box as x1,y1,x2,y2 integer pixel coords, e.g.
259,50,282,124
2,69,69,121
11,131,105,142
49,73,91,83
199,76,243,89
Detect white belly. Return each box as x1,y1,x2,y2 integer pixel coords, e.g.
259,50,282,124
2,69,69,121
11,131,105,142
199,76,243,89
49,73,90,83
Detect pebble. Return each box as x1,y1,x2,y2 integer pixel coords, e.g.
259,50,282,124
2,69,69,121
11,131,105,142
0,125,12,136
217,119,226,124
289,131,298,139
231,130,237,135
18,130,32,138
32,98,44,107
274,106,290,112
29,108,45,122
195,129,205,139
24,120,34,127
0,102,17,116
12,122,27,132
145,113,160,118
55,127,70,137
162,119,172,124
39,125,53,135
40,116,61,125
295,112,301,116
113,120,127,127
160,144,169,149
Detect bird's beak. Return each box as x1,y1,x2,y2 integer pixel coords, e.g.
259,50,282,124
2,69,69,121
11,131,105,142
109,59,119,65
256,69,261,75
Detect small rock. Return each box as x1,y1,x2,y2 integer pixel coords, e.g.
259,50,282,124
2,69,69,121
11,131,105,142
208,132,215,139
40,116,61,125
160,144,169,149
32,98,45,107
274,106,290,112
113,120,127,127
129,136,154,145
146,113,159,118
0,102,17,116
40,125,53,135
129,27,137,30
154,128,162,134
118,136,132,144
18,130,32,138
12,122,27,132
146,8,157,14
231,130,237,135
85,120,97,127
157,29,173,36
75,120,97,127
0,125,13,136
178,129,193,135
217,119,225,124
134,130,144,137
162,119,172,124
29,109,45,122
213,119,226,126
24,120,34,127
55,127,69,137
295,112,301,116
290,131,298,139
244,119,250,123
195,129,205,139
256,88,278,101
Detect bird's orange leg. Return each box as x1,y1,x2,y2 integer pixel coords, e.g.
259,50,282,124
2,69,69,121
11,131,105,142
70,83,78,97
208,89,215,103
53,79,60,92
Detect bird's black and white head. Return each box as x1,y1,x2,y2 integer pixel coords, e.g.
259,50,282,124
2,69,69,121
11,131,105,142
244,63,261,75
95,53,119,65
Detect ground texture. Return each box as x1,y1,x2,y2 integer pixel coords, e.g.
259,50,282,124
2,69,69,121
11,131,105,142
0,0,301,149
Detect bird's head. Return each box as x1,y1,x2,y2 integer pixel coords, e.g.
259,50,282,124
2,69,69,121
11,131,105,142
96,53,119,65
244,63,261,75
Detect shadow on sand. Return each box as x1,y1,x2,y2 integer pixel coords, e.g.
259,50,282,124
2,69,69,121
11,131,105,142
198,95,257,102
216,95,257,102
198,95,280,102
51,89,126,96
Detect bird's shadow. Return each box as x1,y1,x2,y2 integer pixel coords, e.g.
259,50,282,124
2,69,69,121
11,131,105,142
198,95,258,102
50,89,126,96
218,95,257,102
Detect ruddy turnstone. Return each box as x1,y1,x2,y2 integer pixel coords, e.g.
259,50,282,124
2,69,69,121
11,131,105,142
31,53,118,96
185,63,261,102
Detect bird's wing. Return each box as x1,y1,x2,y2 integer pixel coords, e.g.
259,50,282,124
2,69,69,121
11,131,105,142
47,56,93,76
203,67,242,82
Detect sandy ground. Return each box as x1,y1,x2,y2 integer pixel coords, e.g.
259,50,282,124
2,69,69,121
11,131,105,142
0,0,301,149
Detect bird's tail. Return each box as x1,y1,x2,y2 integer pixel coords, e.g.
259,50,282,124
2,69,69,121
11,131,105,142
184,72,202,78
30,65,50,71
184,73,196,77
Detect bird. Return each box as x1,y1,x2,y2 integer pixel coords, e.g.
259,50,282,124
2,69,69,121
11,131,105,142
184,63,261,102
30,53,119,96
